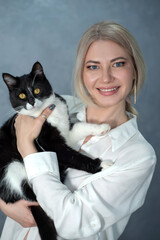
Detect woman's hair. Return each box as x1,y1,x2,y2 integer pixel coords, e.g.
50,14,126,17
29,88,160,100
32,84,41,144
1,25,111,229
73,21,146,116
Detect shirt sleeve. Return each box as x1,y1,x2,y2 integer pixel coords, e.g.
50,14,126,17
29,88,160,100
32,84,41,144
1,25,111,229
24,150,156,239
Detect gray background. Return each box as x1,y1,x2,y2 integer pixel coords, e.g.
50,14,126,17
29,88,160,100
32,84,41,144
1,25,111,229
0,0,159,239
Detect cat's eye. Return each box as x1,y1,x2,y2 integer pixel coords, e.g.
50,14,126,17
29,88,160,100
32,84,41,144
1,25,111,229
34,88,40,94
19,93,26,99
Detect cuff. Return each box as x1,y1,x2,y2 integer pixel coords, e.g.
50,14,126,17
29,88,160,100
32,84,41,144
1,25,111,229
24,152,60,181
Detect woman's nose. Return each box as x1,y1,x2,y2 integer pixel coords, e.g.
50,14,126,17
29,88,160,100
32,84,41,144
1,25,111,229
101,67,114,83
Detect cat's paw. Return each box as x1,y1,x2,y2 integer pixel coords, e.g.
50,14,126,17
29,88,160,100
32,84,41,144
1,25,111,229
88,123,111,136
100,160,113,170
91,159,113,173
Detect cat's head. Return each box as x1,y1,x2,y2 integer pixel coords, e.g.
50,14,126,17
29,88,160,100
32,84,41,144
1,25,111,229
2,62,55,116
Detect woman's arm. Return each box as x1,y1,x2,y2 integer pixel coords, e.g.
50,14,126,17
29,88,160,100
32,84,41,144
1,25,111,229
23,150,156,239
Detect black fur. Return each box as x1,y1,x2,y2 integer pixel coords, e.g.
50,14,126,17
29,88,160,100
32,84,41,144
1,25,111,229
0,62,102,240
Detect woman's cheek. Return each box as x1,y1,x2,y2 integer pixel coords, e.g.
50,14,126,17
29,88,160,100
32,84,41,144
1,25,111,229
83,77,94,91
83,72,99,88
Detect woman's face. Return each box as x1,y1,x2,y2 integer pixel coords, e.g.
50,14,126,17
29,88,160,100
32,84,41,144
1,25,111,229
83,40,135,109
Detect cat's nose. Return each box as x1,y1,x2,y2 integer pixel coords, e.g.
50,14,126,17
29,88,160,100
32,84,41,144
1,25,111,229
28,97,35,106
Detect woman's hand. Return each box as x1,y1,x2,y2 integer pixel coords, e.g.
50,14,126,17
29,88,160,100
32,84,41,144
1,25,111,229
14,104,55,158
0,198,39,228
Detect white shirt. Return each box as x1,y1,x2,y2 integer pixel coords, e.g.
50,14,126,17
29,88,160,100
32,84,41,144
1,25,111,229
1,96,156,240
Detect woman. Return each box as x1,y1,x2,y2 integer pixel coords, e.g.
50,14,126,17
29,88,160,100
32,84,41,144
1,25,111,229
0,21,156,240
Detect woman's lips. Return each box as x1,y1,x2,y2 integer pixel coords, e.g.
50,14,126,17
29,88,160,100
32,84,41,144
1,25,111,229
97,86,120,96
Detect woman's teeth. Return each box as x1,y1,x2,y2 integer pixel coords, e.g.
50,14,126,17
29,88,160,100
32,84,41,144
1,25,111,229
99,87,119,92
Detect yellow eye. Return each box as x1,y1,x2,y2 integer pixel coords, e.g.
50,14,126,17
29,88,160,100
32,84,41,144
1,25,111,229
34,88,40,94
19,93,26,99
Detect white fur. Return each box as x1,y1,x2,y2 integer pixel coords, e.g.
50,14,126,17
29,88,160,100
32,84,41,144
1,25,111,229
47,97,70,139
26,99,42,110
67,122,111,146
3,161,27,197
100,160,113,170
34,99,42,108
26,103,33,110
32,73,39,87
27,87,34,97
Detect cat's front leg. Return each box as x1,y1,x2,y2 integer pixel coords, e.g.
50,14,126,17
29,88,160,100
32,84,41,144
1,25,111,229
67,122,110,146
57,144,114,174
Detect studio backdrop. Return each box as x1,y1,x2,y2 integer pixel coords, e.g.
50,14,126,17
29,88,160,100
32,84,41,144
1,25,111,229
0,0,159,239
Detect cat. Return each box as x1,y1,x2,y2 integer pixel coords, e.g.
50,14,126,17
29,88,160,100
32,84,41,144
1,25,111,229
0,62,110,240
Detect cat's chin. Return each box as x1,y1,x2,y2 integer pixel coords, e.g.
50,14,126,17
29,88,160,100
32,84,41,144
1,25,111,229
19,94,55,118
19,107,43,117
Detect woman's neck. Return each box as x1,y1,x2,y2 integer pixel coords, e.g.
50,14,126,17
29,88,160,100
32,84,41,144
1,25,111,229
86,103,129,129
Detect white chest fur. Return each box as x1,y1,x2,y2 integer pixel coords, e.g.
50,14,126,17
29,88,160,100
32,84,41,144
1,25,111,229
3,161,27,198
19,94,70,139
47,97,70,139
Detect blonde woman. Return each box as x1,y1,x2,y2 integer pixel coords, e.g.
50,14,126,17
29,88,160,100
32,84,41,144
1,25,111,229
0,21,156,240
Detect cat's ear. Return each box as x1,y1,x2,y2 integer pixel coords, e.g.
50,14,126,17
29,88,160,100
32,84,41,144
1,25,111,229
31,62,44,76
2,73,17,90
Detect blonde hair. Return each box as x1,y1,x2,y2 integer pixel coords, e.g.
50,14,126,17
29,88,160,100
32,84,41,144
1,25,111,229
74,21,146,116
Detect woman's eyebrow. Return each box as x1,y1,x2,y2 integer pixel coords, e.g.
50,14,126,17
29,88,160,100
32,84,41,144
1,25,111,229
110,57,128,62
85,60,100,65
85,57,128,65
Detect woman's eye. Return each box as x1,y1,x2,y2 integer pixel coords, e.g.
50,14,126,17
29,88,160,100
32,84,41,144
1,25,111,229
87,65,99,70
113,62,125,67
19,93,26,99
34,88,40,94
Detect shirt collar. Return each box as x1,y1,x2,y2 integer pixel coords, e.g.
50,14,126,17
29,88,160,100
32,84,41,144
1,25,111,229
76,106,138,152
76,105,87,122
108,113,138,152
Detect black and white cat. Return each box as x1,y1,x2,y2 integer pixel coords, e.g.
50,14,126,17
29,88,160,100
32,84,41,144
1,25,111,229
0,62,110,240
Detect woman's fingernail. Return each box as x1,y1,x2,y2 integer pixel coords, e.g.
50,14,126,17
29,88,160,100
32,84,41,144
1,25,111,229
49,104,55,110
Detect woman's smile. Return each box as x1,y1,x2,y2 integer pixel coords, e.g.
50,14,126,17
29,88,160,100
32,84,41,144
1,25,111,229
97,86,120,96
